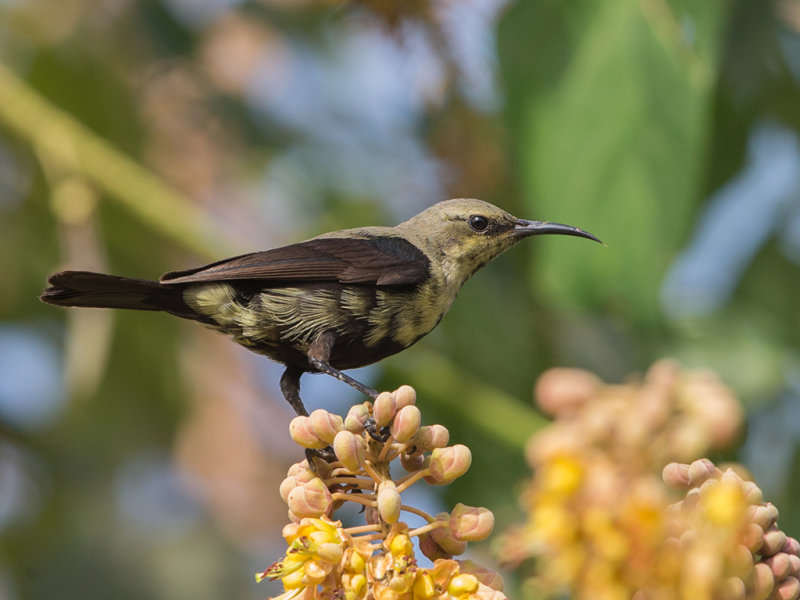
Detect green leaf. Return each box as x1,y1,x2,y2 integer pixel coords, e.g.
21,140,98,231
502,0,729,323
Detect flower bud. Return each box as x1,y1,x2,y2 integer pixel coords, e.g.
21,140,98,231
662,462,691,489
774,577,800,600
391,405,421,443
789,554,800,576
450,503,495,541
374,391,397,427
766,553,793,580
345,403,370,433
718,577,745,600
784,537,800,555
333,430,365,472
425,445,472,485
413,572,436,599
286,478,332,518
430,514,468,556
317,542,344,564
377,480,402,524
752,563,775,600
534,367,601,416
742,523,765,554
748,505,776,530
389,532,413,557
729,545,754,580
400,452,426,472
763,529,788,557
289,416,328,449
309,409,344,444
742,480,764,505
418,531,453,561
411,424,450,452
279,476,298,503
687,458,717,486
395,385,416,408
448,574,479,597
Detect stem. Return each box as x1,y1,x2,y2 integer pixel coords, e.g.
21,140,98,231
331,492,376,508
344,524,382,535
361,461,384,483
395,470,429,493
0,62,238,258
408,520,448,539
400,504,435,522
377,436,395,462
325,476,375,489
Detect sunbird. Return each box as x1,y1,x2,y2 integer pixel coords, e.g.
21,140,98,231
41,198,601,415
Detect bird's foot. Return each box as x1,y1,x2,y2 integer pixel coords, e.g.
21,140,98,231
305,446,337,472
365,417,390,442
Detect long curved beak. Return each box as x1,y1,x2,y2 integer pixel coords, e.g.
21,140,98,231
512,219,603,244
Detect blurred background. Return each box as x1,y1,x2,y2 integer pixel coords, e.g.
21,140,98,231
1,0,800,598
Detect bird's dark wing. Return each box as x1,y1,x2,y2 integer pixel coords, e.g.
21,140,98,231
160,236,431,287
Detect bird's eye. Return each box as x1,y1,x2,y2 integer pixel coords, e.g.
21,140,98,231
468,215,489,233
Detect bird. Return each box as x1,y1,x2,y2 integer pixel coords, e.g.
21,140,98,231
41,198,601,416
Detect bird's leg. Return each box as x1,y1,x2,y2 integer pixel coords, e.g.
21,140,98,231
308,332,378,399
280,366,308,416
280,366,336,466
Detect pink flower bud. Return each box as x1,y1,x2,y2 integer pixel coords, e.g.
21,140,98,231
309,409,343,444
400,452,426,472
784,537,800,555
748,505,775,530
742,523,765,554
687,458,717,486
279,476,298,503
286,460,316,482
429,514,468,556
534,368,600,416
418,531,453,561
377,480,402,524
286,478,332,518
374,391,397,427
752,562,774,600
742,480,764,505
390,405,421,443
394,385,416,408
766,553,793,580
763,529,788,557
718,577,745,600
333,430,365,472
425,445,472,485
450,503,495,541
789,554,800,577
662,462,691,488
774,577,800,600
729,545,754,579
345,404,370,433
411,424,450,452
289,416,328,449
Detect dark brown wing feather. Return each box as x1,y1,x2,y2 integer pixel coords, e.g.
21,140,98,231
160,236,431,287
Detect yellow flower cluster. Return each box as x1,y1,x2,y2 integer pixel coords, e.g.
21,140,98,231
500,361,800,599
259,386,506,600
661,460,800,600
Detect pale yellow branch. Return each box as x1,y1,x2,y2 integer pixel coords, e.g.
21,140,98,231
0,61,239,259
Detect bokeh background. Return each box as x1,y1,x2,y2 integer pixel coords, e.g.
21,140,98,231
1,0,800,598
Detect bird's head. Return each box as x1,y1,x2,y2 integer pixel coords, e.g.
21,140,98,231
397,198,601,287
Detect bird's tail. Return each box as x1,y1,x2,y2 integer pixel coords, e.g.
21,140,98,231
40,270,194,317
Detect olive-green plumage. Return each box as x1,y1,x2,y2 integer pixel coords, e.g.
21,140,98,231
40,198,600,415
